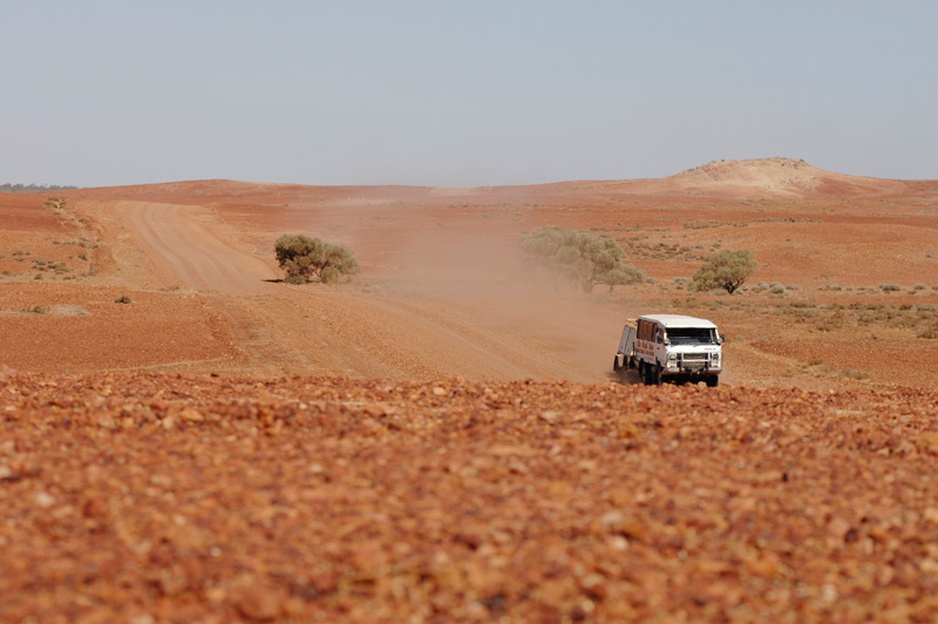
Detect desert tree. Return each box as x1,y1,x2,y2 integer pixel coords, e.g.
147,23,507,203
521,226,645,293
692,249,757,294
274,234,361,284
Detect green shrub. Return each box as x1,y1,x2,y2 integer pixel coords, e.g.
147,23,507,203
274,234,361,284
691,249,757,294
521,226,644,293
283,272,307,285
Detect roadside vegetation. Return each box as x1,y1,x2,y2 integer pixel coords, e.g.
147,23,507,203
274,234,361,285
44,197,68,211
0,195,101,282
521,226,645,293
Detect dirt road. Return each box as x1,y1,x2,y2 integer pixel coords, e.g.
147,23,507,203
123,202,279,295
102,199,624,381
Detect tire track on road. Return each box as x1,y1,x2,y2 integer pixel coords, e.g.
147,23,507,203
126,202,278,295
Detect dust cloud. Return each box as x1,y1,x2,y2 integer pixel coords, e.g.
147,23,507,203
223,188,642,381
349,217,634,381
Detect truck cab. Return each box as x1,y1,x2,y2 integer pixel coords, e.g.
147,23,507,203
614,314,724,386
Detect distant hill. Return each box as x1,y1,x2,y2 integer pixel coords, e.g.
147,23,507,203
660,157,909,198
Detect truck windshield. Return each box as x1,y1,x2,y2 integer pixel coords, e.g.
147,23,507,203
667,328,717,345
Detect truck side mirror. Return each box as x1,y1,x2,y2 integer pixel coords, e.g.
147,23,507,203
719,333,726,345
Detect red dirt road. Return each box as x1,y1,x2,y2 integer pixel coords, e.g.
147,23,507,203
91,196,627,381
122,202,279,295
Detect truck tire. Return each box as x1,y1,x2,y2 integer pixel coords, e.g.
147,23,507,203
645,364,656,386
613,356,619,372
706,375,719,388
653,364,663,386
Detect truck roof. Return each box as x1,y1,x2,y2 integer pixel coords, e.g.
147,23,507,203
637,314,718,329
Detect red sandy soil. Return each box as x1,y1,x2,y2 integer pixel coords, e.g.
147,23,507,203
2,158,938,621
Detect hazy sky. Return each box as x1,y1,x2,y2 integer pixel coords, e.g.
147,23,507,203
3,1,936,187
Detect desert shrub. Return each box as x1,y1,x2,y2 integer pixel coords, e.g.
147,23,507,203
283,272,307,285
672,277,690,290
880,283,901,292
43,197,67,211
274,234,361,284
777,302,819,322
816,309,845,332
521,226,644,293
769,282,786,295
114,295,132,304
691,249,756,294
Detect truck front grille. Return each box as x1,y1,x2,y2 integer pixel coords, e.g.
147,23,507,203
679,353,709,372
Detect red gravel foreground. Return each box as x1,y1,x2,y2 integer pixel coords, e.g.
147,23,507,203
2,371,938,623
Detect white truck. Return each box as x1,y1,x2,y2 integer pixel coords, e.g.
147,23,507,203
613,314,724,387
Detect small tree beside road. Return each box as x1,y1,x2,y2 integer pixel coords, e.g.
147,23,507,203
521,226,645,293
692,249,756,294
275,234,361,284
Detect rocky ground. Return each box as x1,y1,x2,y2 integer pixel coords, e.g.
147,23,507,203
3,370,938,622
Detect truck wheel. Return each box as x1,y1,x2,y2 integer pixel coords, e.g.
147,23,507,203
653,365,663,386
639,362,649,385
706,375,719,388
613,356,619,372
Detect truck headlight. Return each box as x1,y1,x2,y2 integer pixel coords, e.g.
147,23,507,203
668,353,677,361
712,353,721,365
